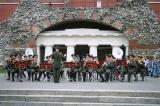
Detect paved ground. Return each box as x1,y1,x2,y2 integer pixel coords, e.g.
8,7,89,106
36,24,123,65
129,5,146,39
0,74,160,91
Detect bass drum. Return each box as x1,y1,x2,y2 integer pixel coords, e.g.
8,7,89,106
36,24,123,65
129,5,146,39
25,48,34,57
112,47,123,59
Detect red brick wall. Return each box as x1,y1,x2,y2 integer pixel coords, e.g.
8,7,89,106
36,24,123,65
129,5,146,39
40,0,64,3
101,0,117,8
68,0,117,8
69,0,96,7
0,4,17,22
149,3,160,18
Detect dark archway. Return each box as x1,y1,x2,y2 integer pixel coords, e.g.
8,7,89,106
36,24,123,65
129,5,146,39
41,19,119,32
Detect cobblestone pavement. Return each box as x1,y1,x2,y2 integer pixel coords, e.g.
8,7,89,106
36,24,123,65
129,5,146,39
0,74,160,91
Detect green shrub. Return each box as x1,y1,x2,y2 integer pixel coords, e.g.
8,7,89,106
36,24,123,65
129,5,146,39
0,67,5,74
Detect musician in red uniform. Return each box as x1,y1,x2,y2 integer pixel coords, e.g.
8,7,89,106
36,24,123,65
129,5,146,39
37,56,49,81
5,55,15,80
92,56,99,81
99,54,116,82
67,54,77,82
26,55,33,80
83,55,98,82
27,55,38,81
22,55,30,79
46,55,53,82
11,55,24,82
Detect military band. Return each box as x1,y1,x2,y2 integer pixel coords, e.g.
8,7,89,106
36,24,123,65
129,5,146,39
4,50,159,83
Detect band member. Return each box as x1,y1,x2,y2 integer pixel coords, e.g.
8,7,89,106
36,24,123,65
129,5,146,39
46,56,53,82
22,55,28,78
52,47,63,83
26,55,33,80
81,56,87,82
76,55,83,81
127,55,138,82
27,55,38,81
83,55,92,81
120,56,128,82
11,55,24,82
137,56,146,81
5,55,15,80
37,56,50,81
99,54,115,82
67,54,77,82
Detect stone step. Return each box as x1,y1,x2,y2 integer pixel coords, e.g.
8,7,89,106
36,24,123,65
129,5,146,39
0,95,160,104
0,90,160,98
0,101,160,106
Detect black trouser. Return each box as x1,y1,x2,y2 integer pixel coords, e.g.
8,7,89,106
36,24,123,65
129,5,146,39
46,71,51,81
53,68,61,83
140,69,146,81
120,70,127,81
105,71,111,82
109,70,113,81
92,69,98,81
82,71,86,82
7,69,12,79
60,69,64,78
12,69,23,81
46,70,54,81
68,68,77,82
128,68,137,82
87,70,92,82
98,70,105,82
136,69,146,81
99,69,111,82
27,69,37,81
5,65,12,79
27,69,31,80
77,71,82,81
32,70,38,81
37,69,45,81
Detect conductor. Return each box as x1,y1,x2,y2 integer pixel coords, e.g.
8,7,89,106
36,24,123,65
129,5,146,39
52,47,63,83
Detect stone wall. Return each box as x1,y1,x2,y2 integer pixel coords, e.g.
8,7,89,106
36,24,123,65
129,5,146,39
129,48,160,57
0,0,160,63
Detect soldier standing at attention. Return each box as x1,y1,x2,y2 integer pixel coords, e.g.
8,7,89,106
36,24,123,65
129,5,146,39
52,47,63,83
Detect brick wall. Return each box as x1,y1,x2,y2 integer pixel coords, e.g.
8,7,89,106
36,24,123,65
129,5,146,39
0,0,160,22
69,0,96,7
101,0,117,8
149,3,160,18
129,40,160,49
0,4,17,22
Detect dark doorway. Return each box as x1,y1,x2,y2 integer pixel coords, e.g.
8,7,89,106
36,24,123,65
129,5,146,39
75,45,89,59
98,45,112,60
40,45,45,63
53,45,67,61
